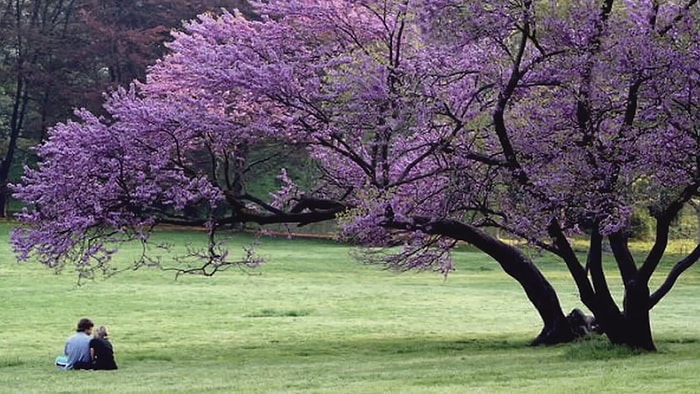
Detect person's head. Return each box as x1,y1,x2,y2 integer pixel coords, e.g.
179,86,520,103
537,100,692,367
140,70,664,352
76,318,94,334
94,326,109,340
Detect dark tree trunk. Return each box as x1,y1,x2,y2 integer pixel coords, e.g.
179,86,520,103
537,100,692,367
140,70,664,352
694,203,700,245
619,314,655,351
533,313,576,345
0,78,28,218
494,249,576,346
603,314,655,351
619,281,656,350
0,189,8,218
592,280,656,351
387,217,576,345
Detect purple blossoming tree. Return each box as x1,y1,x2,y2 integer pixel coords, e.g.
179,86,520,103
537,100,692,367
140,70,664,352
13,0,700,350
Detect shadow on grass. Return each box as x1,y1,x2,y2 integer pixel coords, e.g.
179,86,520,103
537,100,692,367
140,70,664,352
561,335,700,361
127,353,174,362
0,358,25,368
659,337,698,345
382,337,526,354
245,309,313,318
248,336,531,360
118,336,532,365
562,336,648,361
117,334,700,367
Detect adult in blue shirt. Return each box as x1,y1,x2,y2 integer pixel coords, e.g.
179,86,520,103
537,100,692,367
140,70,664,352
64,318,94,370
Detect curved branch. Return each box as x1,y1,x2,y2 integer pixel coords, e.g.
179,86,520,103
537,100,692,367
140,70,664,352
156,196,347,228
236,201,345,226
608,232,638,285
385,215,570,343
547,219,597,311
640,183,699,282
649,243,700,308
638,216,671,283
492,1,531,173
240,193,286,216
587,225,620,316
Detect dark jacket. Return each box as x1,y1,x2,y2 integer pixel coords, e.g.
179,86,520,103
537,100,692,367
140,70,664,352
90,338,118,370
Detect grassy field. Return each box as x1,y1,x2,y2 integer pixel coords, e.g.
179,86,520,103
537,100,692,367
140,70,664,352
2,225,700,393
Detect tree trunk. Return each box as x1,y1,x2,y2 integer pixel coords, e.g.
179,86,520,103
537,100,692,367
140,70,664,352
695,203,700,245
498,251,576,346
1,56,30,218
533,313,576,345
0,187,8,218
619,314,655,351
622,281,656,350
600,281,656,351
387,217,576,345
604,314,655,351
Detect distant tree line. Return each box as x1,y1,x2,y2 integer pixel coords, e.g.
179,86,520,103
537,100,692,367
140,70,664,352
0,0,253,216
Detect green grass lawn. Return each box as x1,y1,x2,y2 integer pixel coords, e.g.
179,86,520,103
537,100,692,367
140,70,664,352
2,225,700,393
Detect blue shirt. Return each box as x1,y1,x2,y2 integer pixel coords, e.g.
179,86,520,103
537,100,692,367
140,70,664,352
64,332,91,370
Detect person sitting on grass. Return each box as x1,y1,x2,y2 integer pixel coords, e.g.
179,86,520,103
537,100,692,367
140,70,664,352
90,326,118,370
63,318,94,370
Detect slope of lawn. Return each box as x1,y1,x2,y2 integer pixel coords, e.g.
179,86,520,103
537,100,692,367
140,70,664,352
1,223,700,393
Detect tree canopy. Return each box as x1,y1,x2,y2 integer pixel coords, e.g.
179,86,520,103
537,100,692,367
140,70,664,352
13,0,700,350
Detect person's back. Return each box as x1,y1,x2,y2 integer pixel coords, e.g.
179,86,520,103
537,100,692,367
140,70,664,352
64,318,93,370
90,326,118,370
90,336,118,370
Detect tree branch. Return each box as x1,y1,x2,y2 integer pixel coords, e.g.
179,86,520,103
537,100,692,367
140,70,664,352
639,183,698,282
649,243,700,308
657,0,698,36
587,225,620,315
547,219,598,310
608,232,638,285
638,217,671,283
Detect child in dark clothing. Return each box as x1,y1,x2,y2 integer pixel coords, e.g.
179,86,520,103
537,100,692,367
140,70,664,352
90,326,118,370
